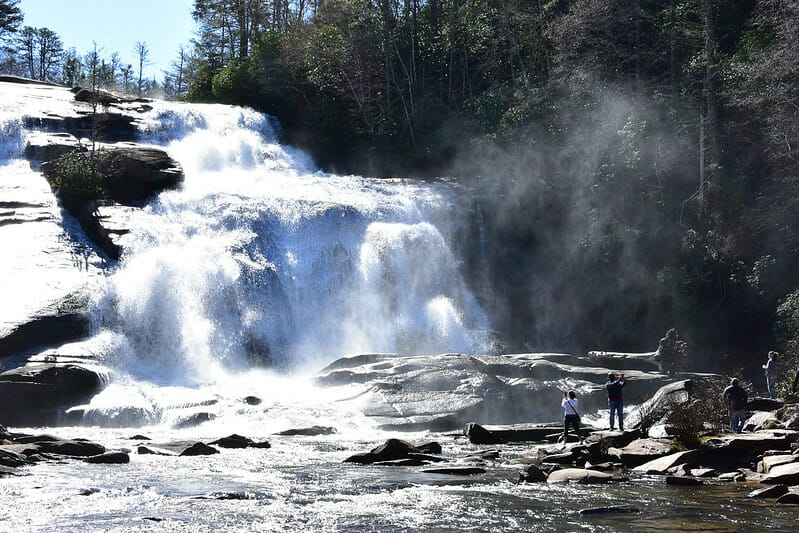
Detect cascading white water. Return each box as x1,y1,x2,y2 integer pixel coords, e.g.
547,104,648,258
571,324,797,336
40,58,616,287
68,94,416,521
91,100,495,386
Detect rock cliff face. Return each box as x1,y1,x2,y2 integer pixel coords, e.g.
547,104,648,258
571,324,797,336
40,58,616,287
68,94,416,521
0,78,184,423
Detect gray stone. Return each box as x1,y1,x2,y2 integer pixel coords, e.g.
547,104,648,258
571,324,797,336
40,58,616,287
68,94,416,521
700,430,799,468
172,412,216,429
633,449,699,474
758,454,798,474
762,462,799,485
344,438,440,465
519,464,547,483
35,439,105,457
84,452,129,464
747,484,788,498
615,438,676,467
179,442,219,457
776,492,799,504
464,423,506,445
0,362,104,427
547,468,616,484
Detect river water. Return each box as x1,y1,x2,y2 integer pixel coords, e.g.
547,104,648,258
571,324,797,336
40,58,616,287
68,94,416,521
0,83,795,531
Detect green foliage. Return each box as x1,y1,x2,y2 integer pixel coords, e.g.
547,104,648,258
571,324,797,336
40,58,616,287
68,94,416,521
49,149,120,203
211,57,255,104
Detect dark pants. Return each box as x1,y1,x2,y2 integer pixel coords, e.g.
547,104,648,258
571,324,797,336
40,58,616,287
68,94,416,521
564,414,580,438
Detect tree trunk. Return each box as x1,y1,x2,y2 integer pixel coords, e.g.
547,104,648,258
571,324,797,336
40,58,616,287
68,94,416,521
704,0,721,167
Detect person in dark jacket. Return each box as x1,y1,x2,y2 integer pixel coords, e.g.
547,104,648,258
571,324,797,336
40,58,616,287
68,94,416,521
723,378,748,433
606,373,626,431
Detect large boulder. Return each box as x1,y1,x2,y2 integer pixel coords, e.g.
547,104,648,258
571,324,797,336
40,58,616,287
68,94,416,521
611,438,677,467
316,352,671,431
99,146,184,204
464,423,506,445
761,462,799,485
0,291,90,360
758,454,799,474
343,438,442,465
633,449,700,474
0,363,105,426
625,379,694,430
547,468,619,484
699,430,799,468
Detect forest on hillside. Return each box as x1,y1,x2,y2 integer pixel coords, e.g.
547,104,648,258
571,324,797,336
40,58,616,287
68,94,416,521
2,0,798,381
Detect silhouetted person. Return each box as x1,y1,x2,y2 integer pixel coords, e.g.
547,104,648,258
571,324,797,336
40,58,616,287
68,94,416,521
723,378,748,433
763,351,777,399
561,390,583,444
606,372,626,431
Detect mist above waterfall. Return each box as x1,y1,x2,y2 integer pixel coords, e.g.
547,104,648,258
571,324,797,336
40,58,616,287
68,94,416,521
91,100,495,384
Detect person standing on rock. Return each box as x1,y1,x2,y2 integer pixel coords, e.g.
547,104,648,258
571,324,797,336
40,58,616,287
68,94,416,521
763,351,778,399
606,373,626,431
723,378,748,433
561,390,584,444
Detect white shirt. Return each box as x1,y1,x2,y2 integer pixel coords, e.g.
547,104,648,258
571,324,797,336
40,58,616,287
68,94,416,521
562,398,579,416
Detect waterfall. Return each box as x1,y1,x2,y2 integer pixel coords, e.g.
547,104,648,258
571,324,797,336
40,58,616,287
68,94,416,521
88,100,495,384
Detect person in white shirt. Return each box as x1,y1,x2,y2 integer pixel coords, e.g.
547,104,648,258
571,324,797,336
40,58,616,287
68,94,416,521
561,390,584,444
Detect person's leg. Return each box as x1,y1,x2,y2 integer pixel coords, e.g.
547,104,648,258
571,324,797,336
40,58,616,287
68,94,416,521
562,417,569,442
608,401,616,431
729,411,736,432
618,402,624,431
767,374,776,399
735,410,746,433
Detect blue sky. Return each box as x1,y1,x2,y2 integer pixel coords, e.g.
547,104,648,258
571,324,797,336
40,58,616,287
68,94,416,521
18,0,197,80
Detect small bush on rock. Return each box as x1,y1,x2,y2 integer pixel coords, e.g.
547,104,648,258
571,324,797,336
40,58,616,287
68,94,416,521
665,379,727,447
49,149,120,203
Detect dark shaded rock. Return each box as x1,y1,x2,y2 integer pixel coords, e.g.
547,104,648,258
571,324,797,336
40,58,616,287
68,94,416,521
665,475,703,486
129,434,150,441
585,429,642,449
0,447,32,468
464,449,500,461
464,422,506,445
207,434,269,449
579,506,641,515
776,492,799,504
79,487,100,496
179,442,219,457
542,449,587,466
519,464,547,483
24,132,83,163
0,75,59,86
420,466,486,475
344,438,438,464
669,464,693,477
699,431,799,468
137,446,172,456
172,412,216,429
99,147,184,204
209,434,253,448
276,426,337,436
242,396,262,405
84,452,130,464
73,88,122,106
747,398,784,411
0,465,17,477
36,439,105,457
0,291,91,362
761,462,799,485
0,363,104,426
413,441,442,455
747,484,789,498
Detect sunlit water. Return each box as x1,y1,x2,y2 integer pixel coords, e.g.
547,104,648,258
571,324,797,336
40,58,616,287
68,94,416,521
1,84,794,531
